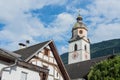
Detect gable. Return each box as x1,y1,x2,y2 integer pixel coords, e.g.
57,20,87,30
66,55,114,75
29,45,55,66
14,40,70,80
29,44,66,80
14,41,50,61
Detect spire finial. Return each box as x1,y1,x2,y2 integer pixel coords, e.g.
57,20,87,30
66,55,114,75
76,9,83,21
78,9,81,16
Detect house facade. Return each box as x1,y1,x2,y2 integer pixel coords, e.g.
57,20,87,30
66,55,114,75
0,48,49,80
0,40,70,80
0,62,48,80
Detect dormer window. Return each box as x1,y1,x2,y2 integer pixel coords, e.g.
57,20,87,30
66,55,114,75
44,48,50,56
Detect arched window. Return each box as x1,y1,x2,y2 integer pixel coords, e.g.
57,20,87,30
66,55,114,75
85,45,87,51
74,44,77,51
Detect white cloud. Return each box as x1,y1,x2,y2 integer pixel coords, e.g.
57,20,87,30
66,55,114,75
0,0,120,54
0,0,75,52
49,13,75,36
89,0,120,18
0,0,67,22
0,0,69,51
61,45,68,54
91,23,120,43
66,0,120,44
81,0,120,43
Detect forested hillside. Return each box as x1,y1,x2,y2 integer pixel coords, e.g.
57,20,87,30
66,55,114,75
91,39,120,58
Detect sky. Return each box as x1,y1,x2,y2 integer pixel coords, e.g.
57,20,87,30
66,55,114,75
0,0,120,54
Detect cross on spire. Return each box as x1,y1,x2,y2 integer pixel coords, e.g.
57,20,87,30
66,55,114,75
78,9,81,16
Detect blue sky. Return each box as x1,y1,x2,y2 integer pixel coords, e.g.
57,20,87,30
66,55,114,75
0,0,120,54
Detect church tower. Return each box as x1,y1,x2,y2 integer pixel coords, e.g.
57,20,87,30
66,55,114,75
68,14,90,64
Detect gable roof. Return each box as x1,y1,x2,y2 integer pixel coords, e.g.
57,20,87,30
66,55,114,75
0,48,49,74
0,48,21,60
14,40,70,80
65,55,114,79
14,40,50,61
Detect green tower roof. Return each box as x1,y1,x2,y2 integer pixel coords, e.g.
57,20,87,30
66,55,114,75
73,15,87,30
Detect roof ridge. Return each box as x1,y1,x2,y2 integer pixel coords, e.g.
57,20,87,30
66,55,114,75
14,40,51,52
13,40,52,61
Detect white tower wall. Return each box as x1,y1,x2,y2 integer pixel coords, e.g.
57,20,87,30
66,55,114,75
68,15,90,64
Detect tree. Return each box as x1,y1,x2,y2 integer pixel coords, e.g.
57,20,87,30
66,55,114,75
88,56,120,80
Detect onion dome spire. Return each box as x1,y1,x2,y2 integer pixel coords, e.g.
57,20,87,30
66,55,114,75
72,10,87,30
76,10,83,22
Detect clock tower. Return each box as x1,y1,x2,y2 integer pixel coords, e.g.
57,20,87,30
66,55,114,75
68,14,90,64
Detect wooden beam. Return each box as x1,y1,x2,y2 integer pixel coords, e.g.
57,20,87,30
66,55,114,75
18,61,49,73
49,42,70,80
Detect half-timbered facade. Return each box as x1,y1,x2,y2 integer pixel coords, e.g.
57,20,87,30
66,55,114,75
0,48,49,80
0,40,70,80
14,40,70,80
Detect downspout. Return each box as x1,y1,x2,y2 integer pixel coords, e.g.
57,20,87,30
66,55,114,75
0,59,18,80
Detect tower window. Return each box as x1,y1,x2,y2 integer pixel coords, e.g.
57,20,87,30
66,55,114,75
74,44,77,51
85,45,87,51
79,30,83,34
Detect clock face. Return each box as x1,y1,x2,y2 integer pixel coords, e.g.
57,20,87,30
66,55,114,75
79,30,83,34
72,52,78,59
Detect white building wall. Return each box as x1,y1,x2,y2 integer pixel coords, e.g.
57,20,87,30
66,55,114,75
73,29,78,37
68,39,90,64
68,40,82,64
48,76,54,80
69,40,82,52
29,45,64,80
81,40,90,61
0,63,40,80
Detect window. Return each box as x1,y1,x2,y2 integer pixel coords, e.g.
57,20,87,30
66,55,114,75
56,72,58,77
44,48,50,56
39,72,48,80
85,45,87,51
20,71,27,80
74,44,77,51
79,30,83,34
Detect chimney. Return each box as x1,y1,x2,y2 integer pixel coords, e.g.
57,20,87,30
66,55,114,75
18,43,27,49
26,40,30,47
18,40,30,49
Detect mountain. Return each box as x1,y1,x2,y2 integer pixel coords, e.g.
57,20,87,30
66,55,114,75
61,39,120,64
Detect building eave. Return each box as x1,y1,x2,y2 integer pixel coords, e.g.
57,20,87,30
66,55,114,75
72,27,88,31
